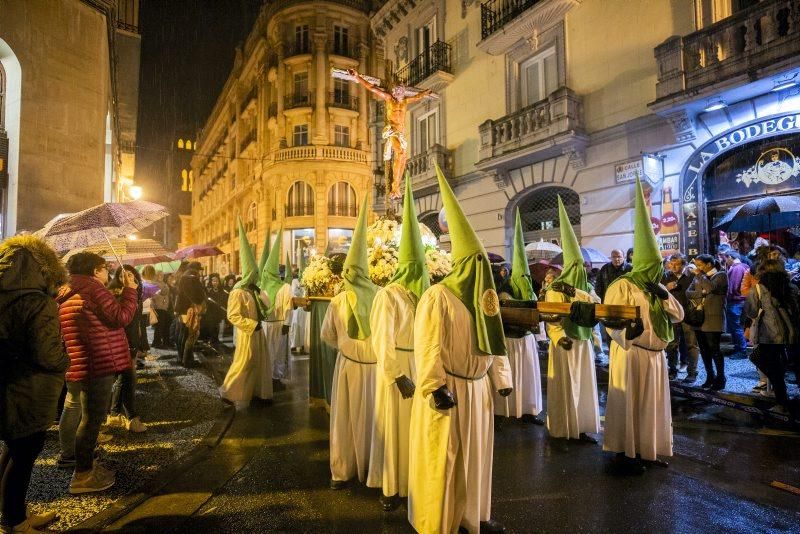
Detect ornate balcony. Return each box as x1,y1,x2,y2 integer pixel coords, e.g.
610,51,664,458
284,40,311,58
477,0,579,56
406,144,454,192
328,91,359,111
476,87,587,172
284,91,313,110
395,41,454,91
329,42,360,60
653,0,800,103
272,145,368,165
239,129,257,153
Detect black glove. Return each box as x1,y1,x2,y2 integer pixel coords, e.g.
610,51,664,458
550,281,576,297
600,318,626,330
498,387,513,397
395,375,416,399
569,301,598,328
432,385,456,410
625,318,645,340
254,322,262,332
557,337,573,351
282,324,291,335
644,282,669,300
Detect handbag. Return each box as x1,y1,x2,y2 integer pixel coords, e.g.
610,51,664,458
683,298,705,328
149,308,159,326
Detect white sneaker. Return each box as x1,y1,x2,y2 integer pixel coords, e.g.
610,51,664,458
127,416,147,433
25,507,56,529
106,414,127,428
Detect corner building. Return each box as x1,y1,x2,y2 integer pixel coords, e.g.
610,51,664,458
190,0,380,274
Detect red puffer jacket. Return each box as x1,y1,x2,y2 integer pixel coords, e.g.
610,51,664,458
56,275,138,381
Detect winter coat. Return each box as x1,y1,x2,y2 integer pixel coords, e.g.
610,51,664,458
0,236,69,440
57,275,138,382
663,268,694,311
685,269,728,333
745,283,799,345
175,271,206,315
595,261,632,301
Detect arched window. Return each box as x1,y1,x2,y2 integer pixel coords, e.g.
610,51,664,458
246,201,257,232
188,170,194,192
186,140,193,150
327,181,357,216
181,169,189,191
516,186,581,244
419,212,442,240
286,181,314,217
177,139,184,149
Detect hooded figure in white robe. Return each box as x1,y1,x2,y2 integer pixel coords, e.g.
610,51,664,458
259,227,294,384
544,197,600,442
603,178,683,470
321,194,379,487
408,164,512,534
366,177,430,510
219,219,272,407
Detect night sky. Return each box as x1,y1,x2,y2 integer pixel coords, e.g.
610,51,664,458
135,0,263,243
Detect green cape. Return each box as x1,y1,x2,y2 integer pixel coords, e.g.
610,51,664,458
389,174,430,301
259,224,288,316
509,209,535,301
435,163,506,356
553,196,591,340
234,217,259,291
343,194,379,340
612,178,673,343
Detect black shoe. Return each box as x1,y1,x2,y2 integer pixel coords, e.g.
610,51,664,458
668,372,678,381
579,433,598,444
520,414,544,425
613,453,646,475
645,457,669,468
479,520,506,533
682,374,697,385
379,493,400,512
272,379,287,392
700,377,715,389
710,377,726,391
330,478,348,490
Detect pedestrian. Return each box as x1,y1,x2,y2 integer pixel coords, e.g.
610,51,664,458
106,265,148,433
149,272,172,349
259,229,294,390
175,262,206,367
0,236,68,532
544,197,600,444
494,209,544,427
222,274,236,337
366,178,429,512
686,254,728,390
745,259,798,415
663,253,700,383
218,220,272,409
722,251,749,358
57,251,138,494
290,267,307,354
322,195,378,489
201,273,227,350
407,166,512,534
595,249,631,302
603,179,684,473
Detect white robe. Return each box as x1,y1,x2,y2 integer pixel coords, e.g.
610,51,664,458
264,283,293,381
321,291,377,483
603,279,683,461
544,287,600,439
366,283,417,498
290,278,308,349
493,334,542,417
408,285,513,534
219,288,272,406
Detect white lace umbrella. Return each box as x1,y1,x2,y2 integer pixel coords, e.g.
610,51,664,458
525,239,562,260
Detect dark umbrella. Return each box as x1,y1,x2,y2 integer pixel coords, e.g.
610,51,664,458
549,247,609,267
173,244,224,260
488,252,506,264
713,196,800,232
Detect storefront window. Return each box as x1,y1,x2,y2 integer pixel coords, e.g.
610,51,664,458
291,228,315,266
327,228,353,255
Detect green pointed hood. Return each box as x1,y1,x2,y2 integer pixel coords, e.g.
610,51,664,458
284,251,293,281
509,209,535,301
343,194,379,340
553,196,591,340
259,224,287,315
234,218,258,290
613,178,673,343
389,174,430,300
436,163,506,356
258,224,271,273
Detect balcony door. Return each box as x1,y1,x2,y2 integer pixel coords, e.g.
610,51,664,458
416,17,437,77
416,108,439,155
520,48,557,108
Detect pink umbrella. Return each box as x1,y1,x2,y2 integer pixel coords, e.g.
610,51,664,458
173,244,224,260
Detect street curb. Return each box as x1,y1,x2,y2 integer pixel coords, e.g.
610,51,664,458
69,354,236,533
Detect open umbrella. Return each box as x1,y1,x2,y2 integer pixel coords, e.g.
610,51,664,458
525,239,562,260
35,201,169,259
105,253,175,267
173,244,224,260
713,195,800,232
549,247,609,267
487,252,506,264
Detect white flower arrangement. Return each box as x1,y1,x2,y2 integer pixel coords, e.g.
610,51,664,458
300,255,343,297
425,247,452,283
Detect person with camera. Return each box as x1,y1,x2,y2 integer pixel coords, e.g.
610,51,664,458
686,254,728,391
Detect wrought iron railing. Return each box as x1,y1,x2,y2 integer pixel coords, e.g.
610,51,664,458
285,40,311,57
327,203,358,217
286,203,315,217
395,41,452,87
330,42,360,59
328,91,358,111
285,91,313,109
480,0,543,40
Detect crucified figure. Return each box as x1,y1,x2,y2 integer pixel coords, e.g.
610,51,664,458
347,68,435,199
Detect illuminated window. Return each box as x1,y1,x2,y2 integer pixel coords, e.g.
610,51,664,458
328,182,357,216
188,170,194,192
181,169,189,191
177,139,184,149
186,140,193,150
293,124,309,146
334,125,350,147
286,181,314,217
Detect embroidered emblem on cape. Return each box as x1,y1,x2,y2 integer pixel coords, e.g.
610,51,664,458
481,288,500,317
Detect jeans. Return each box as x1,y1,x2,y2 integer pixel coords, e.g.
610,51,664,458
59,376,115,471
666,322,700,375
696,331,725,383
111,353,138,419
725,301,747,353
0,432,46,527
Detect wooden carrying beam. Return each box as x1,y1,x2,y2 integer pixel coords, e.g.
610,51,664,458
500,302,640,331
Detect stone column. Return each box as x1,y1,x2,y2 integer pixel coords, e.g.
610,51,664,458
313,31,328,145
276,42,287,148
356,41,369,150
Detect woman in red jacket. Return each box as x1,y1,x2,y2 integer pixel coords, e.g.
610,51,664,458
56,252,138,494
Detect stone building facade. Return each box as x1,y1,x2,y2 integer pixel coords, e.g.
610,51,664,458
0,0,141,238
190,0,380,274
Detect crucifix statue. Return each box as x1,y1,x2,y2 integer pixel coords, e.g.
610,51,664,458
333,67,438,211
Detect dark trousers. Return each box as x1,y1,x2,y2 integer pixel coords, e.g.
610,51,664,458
696,331,725,383
111,352,138,419
153,309,172,346
58,376,115,471
666,322,700,376
176,321,196,367
752,344,789,405
0,432,46,527
139,314,150,352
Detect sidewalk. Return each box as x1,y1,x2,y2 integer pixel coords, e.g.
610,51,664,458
24,348,223,532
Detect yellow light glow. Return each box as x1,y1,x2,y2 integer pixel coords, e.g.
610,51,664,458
129,185,143,200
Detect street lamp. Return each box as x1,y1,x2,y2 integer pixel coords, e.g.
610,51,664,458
129,185,143,200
